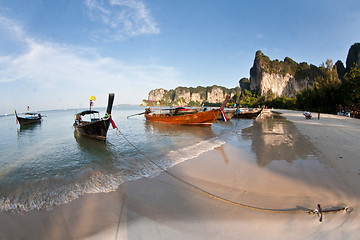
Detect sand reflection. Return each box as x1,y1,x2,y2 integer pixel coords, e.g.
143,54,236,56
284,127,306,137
242,114,316,167
144,121,215,138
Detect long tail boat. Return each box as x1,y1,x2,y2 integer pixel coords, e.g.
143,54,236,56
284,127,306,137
144,95,229,126
216,109,236,120
233,108,263,119
73,93,115,141
14,110,42,126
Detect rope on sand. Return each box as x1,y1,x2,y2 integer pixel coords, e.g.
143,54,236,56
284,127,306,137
113,124,350,222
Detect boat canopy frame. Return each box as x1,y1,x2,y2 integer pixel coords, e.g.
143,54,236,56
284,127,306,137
76,110,100,116
146,100,163,114
75,110,101,123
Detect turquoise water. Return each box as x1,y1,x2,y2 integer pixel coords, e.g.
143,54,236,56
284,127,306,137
0,107,253,212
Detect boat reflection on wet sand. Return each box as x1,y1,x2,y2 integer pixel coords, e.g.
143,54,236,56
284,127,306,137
241,113,316,167
144,120,216,138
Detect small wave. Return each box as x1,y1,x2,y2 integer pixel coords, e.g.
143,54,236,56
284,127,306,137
0,162,166,213
0,138,225,213
160,137,225,168
0,168,129,212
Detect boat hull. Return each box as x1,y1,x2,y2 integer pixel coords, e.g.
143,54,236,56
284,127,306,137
73,118,111,141
73,93,115,141
145,109,221,126
217,110,236,120
16,115,41,126
233,109,262,119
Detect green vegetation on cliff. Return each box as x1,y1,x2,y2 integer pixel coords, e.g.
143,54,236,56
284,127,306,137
254,50,301,77
253,50,337,81
246,44,360,115
146,43,360,116
231,64,359,114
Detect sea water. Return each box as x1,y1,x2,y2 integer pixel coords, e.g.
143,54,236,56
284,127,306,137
0,107,253,212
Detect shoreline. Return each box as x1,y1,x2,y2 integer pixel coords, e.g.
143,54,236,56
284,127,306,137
1,110,360,239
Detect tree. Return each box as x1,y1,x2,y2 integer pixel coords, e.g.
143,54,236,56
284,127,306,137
312,59,341,112
341,66,360,110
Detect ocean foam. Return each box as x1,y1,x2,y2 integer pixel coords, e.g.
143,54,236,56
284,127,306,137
161,137,226,168
0,138,226,212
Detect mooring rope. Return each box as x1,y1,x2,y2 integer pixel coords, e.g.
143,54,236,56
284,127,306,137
113,120,349,221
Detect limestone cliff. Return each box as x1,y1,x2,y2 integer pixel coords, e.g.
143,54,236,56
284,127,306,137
250,51,316,97
239,78,250,91
144,85,240,106
346,43,360,70
144,43,360,105
249,43,360,97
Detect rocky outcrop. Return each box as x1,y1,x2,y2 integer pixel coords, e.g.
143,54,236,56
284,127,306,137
239,78,250,91
190,92,202,103
145,43,360,105
250,51,315,97
251,71,312,98
144,85,240,106
346,43,360,70
335,60,346,80
173,88,191,103
249,43,360,98
207,86,225,103
148,88,167,101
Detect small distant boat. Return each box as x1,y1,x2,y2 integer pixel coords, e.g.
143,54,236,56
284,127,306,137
233,108,262,119
144,95,230,126
14,110,42,126
73,93,115,141
216,109,236,120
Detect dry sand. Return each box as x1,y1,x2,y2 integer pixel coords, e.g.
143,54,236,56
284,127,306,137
1,110,360,239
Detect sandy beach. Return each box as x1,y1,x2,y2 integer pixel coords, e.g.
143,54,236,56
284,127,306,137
1,110,360,240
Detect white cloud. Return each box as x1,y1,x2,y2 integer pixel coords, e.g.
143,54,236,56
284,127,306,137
84,0,160,41
0,15,25,39
0,15,179,113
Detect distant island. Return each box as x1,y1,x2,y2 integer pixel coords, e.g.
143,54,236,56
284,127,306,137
113,104,140,108
144,43,360,117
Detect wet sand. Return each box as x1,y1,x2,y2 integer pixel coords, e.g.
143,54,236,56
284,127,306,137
1,110,360,239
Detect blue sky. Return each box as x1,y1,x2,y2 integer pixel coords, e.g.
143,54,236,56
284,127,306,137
0,0,359,114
